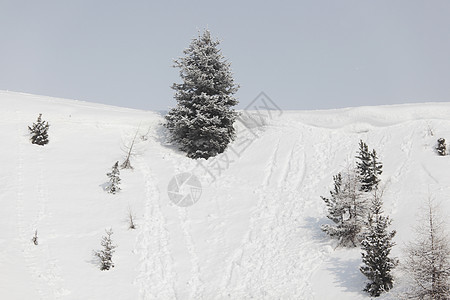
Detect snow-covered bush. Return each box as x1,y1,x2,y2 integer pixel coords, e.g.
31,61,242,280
165,30,239,159
28,113,49,145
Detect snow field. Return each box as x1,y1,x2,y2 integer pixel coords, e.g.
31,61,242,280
0,91,449,299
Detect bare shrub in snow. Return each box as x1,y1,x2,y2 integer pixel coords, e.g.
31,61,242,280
127,207,136,230
121,127,141,169
32,230,38,245
402,199,450,300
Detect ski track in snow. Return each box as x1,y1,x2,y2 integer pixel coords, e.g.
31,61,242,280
221,127,328,299
163,145,207,299
135,157,178,300
15,112,68,299
385,126,416,215
176,207,204,299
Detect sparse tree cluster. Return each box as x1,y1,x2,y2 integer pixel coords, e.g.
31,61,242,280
321,140,398,297
321,140,384,247
28,113,49,145
165,30,239,159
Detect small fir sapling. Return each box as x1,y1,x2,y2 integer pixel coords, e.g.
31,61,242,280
106,161,121,194
436,138,447,156
94,228,116,271
28,113,49,146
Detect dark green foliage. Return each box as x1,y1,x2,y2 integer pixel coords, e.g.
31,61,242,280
28,113,49,145
356,140,382,192
360,190,397,297
436,138,447,156
368,149,382,188
106,161,121,194
94,229,116,271
165,30,239,159
321,173,344,225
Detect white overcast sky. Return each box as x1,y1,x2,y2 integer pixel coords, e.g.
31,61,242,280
1,0,450,111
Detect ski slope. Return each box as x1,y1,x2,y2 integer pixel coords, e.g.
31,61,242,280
0,90,449,299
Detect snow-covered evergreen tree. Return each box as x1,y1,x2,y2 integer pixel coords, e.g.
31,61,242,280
436,138,447,156
321,173,345,226
94,228,116,271
28,113,49,145
321,168,369,247
403,200,450,300
360,189,397,297
356,140,382,191
356,140,371,191
367,149,382,189
106,161,121,194
165,30,239,159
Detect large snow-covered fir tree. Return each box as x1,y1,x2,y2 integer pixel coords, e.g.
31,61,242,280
28,113,49,146
360,190,397,297
106,161,121,194
321,168,369,247
356,140,382,192
165,30,239,159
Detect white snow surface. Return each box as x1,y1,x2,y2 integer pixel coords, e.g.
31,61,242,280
1,90,449,299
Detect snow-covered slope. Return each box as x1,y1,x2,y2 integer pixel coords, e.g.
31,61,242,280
1,90,449,299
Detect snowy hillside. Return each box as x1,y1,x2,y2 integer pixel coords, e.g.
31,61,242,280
1,90,449,299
